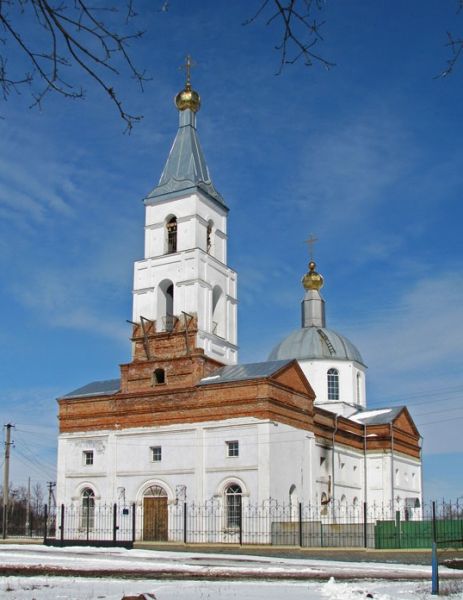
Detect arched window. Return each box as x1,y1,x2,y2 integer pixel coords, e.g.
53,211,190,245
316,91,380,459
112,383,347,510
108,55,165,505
327,368,339,400
153,368,165,385
166,216,177,254
81,487,95,529
144,485,168,498
320,492,329,516
206,220,213,254
356,372,362,404
212,285,225,338
289,484,297,519
158,279,175,332
225,484,242,529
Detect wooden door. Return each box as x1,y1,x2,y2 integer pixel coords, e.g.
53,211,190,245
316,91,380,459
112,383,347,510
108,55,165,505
143,497,168,541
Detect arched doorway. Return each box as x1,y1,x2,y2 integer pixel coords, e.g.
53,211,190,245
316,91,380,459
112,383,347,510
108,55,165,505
143,485,168,541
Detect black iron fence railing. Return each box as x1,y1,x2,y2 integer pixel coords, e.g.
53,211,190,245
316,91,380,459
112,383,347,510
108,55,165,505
17,498,460,549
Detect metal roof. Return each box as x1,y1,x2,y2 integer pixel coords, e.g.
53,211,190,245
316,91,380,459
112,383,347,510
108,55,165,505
60,379,121,399
268,326,364,365
146,109,226,207
199,359,293,386
350,406,405,425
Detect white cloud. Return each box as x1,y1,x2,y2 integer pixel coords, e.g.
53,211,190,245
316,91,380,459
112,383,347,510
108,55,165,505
285,109,416,232
353,271,463,375
337,270,463,455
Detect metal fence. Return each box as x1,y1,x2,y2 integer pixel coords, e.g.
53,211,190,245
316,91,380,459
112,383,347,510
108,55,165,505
39,498,463,550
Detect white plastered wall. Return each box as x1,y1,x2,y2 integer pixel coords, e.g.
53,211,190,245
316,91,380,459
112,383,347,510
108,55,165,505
298,358,367,413
133,190,238,364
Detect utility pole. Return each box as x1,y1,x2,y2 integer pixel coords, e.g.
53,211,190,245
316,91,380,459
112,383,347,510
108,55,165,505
46,481,56,536
2,424,14,540
25,477,31,536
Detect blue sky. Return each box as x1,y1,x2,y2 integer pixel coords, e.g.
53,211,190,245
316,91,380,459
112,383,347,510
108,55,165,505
0,1,461,500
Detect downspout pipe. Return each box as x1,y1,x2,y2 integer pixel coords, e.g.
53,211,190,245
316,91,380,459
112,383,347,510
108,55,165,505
390,423,395,513
331,415,339,520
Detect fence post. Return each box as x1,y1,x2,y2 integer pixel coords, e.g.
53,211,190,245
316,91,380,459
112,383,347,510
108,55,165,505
363,502,368,548
239,501,243,546
298,502,303,547
131,502,136,543
113,503,118,543
395,510,401,548
60,504,65,545
431,501,439,595
183,501,187,545
43,503,48,544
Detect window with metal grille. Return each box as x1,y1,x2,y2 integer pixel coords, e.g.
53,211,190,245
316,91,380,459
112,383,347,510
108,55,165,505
83,450,94,465
166,217,177,254
327,368,339,400
226,440,239,457
151,446,162,462
225,484,242,528
81,487,95,529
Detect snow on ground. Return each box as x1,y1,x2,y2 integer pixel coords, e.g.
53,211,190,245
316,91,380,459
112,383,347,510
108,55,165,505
1,576,461,600
0,545,462,599
0,544,457,579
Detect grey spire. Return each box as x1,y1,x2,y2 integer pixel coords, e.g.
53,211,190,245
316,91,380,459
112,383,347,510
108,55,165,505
300,260,325,328
145,108,226,207
301,288,326,328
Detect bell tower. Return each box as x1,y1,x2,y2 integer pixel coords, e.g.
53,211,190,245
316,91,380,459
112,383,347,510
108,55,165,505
132,59,238,365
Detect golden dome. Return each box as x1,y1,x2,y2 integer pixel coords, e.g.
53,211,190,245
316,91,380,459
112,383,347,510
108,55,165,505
302,260,324,291
175,84,201,113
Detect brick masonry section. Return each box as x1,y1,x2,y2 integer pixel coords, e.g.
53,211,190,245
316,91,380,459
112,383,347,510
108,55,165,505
58,320,421,459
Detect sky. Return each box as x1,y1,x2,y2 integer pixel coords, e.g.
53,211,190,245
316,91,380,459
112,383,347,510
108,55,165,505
0,0,461,500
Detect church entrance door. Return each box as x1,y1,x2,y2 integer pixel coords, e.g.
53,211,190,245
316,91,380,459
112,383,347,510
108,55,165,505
142,485,168,541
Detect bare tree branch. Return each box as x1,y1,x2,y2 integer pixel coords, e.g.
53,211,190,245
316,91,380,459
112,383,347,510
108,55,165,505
0,0,149,131
436,1,463,79
244,0,334,75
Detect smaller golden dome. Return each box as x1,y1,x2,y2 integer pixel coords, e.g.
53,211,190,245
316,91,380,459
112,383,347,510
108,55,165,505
302,260,324,291
175,84,201,113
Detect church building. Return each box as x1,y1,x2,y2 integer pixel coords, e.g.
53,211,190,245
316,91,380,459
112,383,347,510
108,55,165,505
56,69,422,541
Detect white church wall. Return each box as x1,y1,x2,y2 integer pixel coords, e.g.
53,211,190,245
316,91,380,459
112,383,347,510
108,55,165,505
314,440,365,509
267,423,314,506
132,248,237,363
365,451,422,513
144,193,227,261
298,358,366,410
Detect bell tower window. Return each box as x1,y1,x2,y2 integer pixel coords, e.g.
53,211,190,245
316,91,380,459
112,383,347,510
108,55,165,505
327,368,339,400
206,220,213,254
166,216,177,254
212,285,225,338
158,279,175,332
